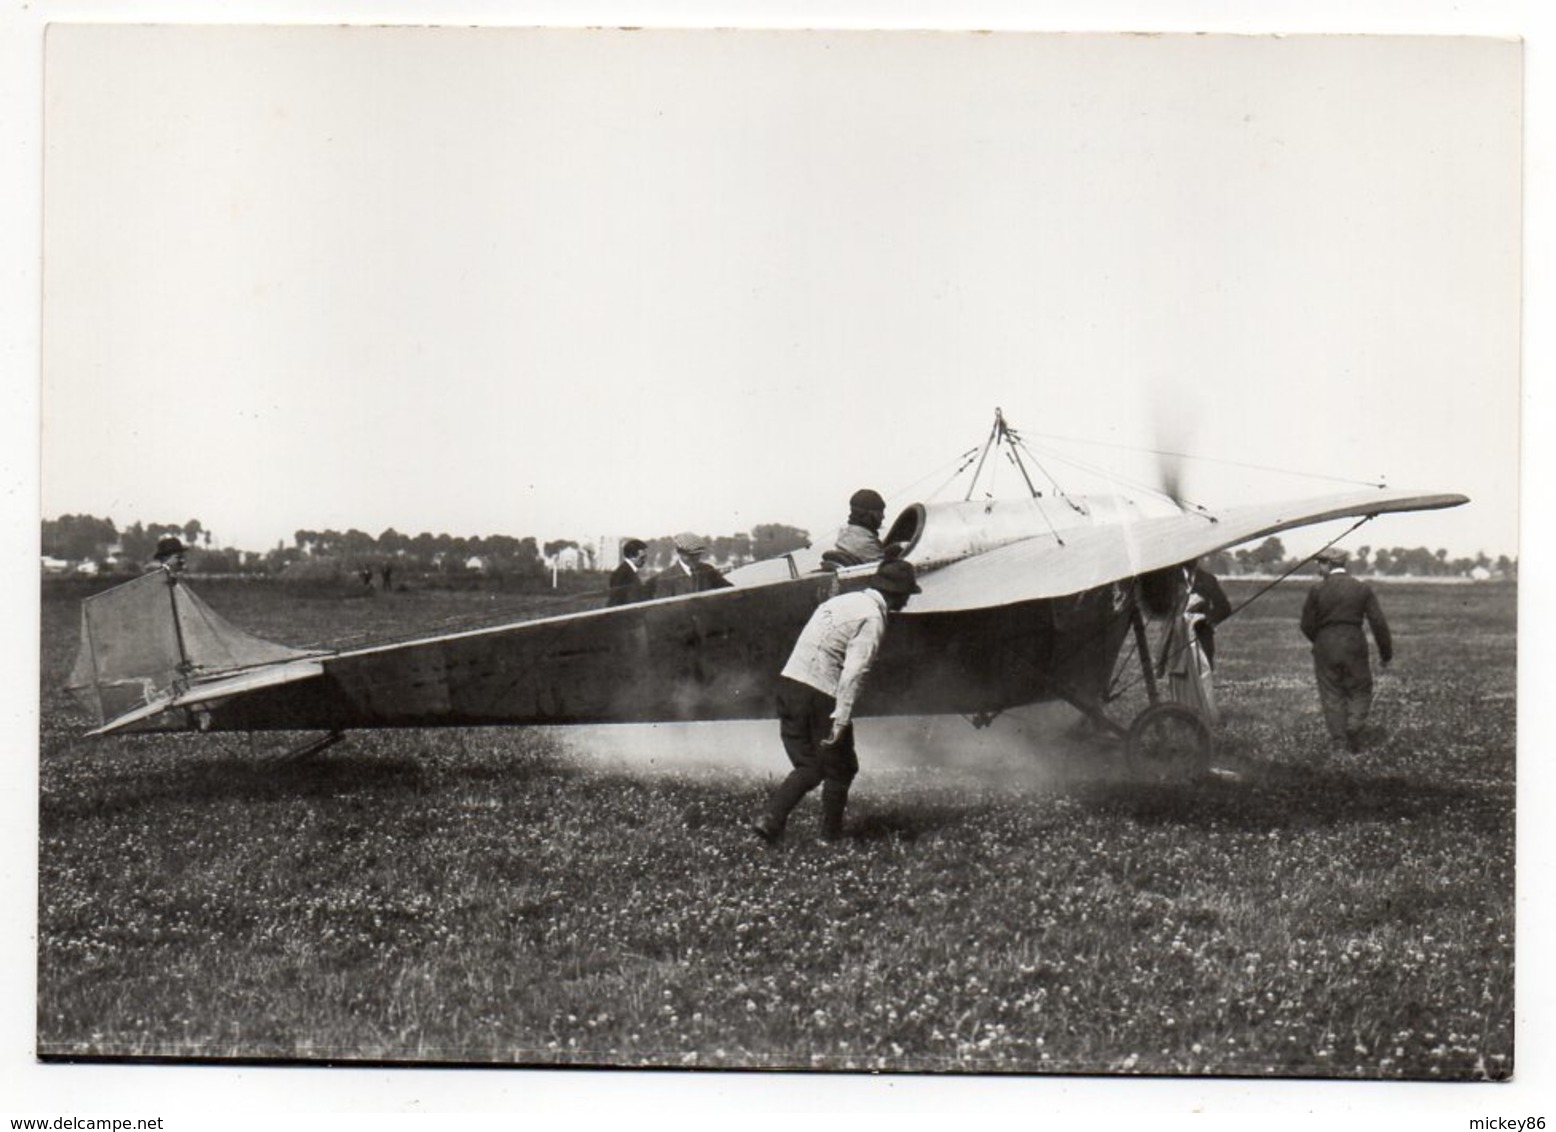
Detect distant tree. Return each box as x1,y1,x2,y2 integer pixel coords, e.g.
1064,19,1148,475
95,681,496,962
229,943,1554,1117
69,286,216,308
1250,536,1286,567
544,539,579,558
378,528,410,557
751,523,810,560
509,537,545,579
197,546,245,574
42,514,118,561
1377,546,1436,576
341,529,376,558
482,534,523,560
119,521,182,565
264,540,301,573
712,535,742,567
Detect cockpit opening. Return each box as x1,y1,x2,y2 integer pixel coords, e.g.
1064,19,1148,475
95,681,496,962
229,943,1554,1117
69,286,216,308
883,504,926,556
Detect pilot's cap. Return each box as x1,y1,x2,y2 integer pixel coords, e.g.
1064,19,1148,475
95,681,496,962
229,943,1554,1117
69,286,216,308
871,558,921,595
154,536,190,560
673,534,707,555
1315,548,1349,566
850,488,886,512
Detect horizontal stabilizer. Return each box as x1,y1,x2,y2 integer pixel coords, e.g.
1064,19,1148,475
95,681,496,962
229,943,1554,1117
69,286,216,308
86,657,329,735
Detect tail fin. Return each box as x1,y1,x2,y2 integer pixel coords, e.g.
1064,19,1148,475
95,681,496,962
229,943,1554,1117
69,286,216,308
66,572,315,729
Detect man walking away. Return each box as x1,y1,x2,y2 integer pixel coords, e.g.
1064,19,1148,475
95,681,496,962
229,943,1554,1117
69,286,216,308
751,558,920,843
1300,548,1393,754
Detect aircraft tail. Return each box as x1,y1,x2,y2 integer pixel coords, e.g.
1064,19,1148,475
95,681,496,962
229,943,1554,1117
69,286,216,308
66,572,317,730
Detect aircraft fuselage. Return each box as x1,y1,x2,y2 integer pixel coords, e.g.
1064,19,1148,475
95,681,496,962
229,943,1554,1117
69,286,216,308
173,573,1138,733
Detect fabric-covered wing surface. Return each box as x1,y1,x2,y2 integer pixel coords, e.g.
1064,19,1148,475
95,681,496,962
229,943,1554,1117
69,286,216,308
909,488,1468,613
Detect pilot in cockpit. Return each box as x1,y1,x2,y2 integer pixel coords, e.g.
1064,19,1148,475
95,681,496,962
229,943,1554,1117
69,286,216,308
822,488,889,571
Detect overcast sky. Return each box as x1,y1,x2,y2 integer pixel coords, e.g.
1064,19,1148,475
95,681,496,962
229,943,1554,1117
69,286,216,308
39,26,1520,559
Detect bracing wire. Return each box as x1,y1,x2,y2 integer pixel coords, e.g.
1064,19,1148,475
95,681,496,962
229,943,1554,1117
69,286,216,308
1008,436,1088,515
890,446,981,504
1013,437,1217,519
1018,430,1387,490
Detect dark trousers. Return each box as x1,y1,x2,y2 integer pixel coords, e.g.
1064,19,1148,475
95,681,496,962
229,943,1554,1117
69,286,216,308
765,677,859,838
1312,625,1374,740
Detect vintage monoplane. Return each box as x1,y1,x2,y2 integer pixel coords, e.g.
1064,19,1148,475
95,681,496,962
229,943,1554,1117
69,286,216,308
66,412,1467,777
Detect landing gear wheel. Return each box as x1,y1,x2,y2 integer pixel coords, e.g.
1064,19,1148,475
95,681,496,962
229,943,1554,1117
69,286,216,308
1125,703,1213,782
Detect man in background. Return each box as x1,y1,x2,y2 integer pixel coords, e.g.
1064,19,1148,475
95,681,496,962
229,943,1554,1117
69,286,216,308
147,536,190,576
651,534,732,599
1300,548,1393,754
606,538,651,606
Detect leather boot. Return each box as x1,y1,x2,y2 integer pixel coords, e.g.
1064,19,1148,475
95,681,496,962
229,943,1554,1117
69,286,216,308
820,781,849,842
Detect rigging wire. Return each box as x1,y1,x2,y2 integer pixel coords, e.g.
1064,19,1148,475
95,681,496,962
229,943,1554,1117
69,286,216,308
889,446,981,504
1007,436,1088,515
1012,437,1218,519
962,414,1004,502
1017,429,1387,490
949,408,1072,546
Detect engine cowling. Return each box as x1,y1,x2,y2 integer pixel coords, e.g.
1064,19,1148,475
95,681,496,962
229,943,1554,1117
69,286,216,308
884,495,1175,572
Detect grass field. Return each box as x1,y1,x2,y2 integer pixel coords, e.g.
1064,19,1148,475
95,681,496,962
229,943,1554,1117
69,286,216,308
36,577,1516,1078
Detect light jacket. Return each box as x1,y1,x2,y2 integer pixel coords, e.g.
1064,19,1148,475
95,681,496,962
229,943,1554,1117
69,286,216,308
830,523,886,566
780,588,890,725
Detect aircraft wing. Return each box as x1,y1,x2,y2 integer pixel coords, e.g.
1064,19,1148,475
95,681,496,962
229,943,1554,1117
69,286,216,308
909,488,1469,613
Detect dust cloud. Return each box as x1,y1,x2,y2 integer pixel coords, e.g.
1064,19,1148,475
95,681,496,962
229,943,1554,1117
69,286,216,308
548,703,1119,791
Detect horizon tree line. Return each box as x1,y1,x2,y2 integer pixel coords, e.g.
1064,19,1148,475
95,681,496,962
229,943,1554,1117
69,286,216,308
41,514,816,577
42,515,1515,581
